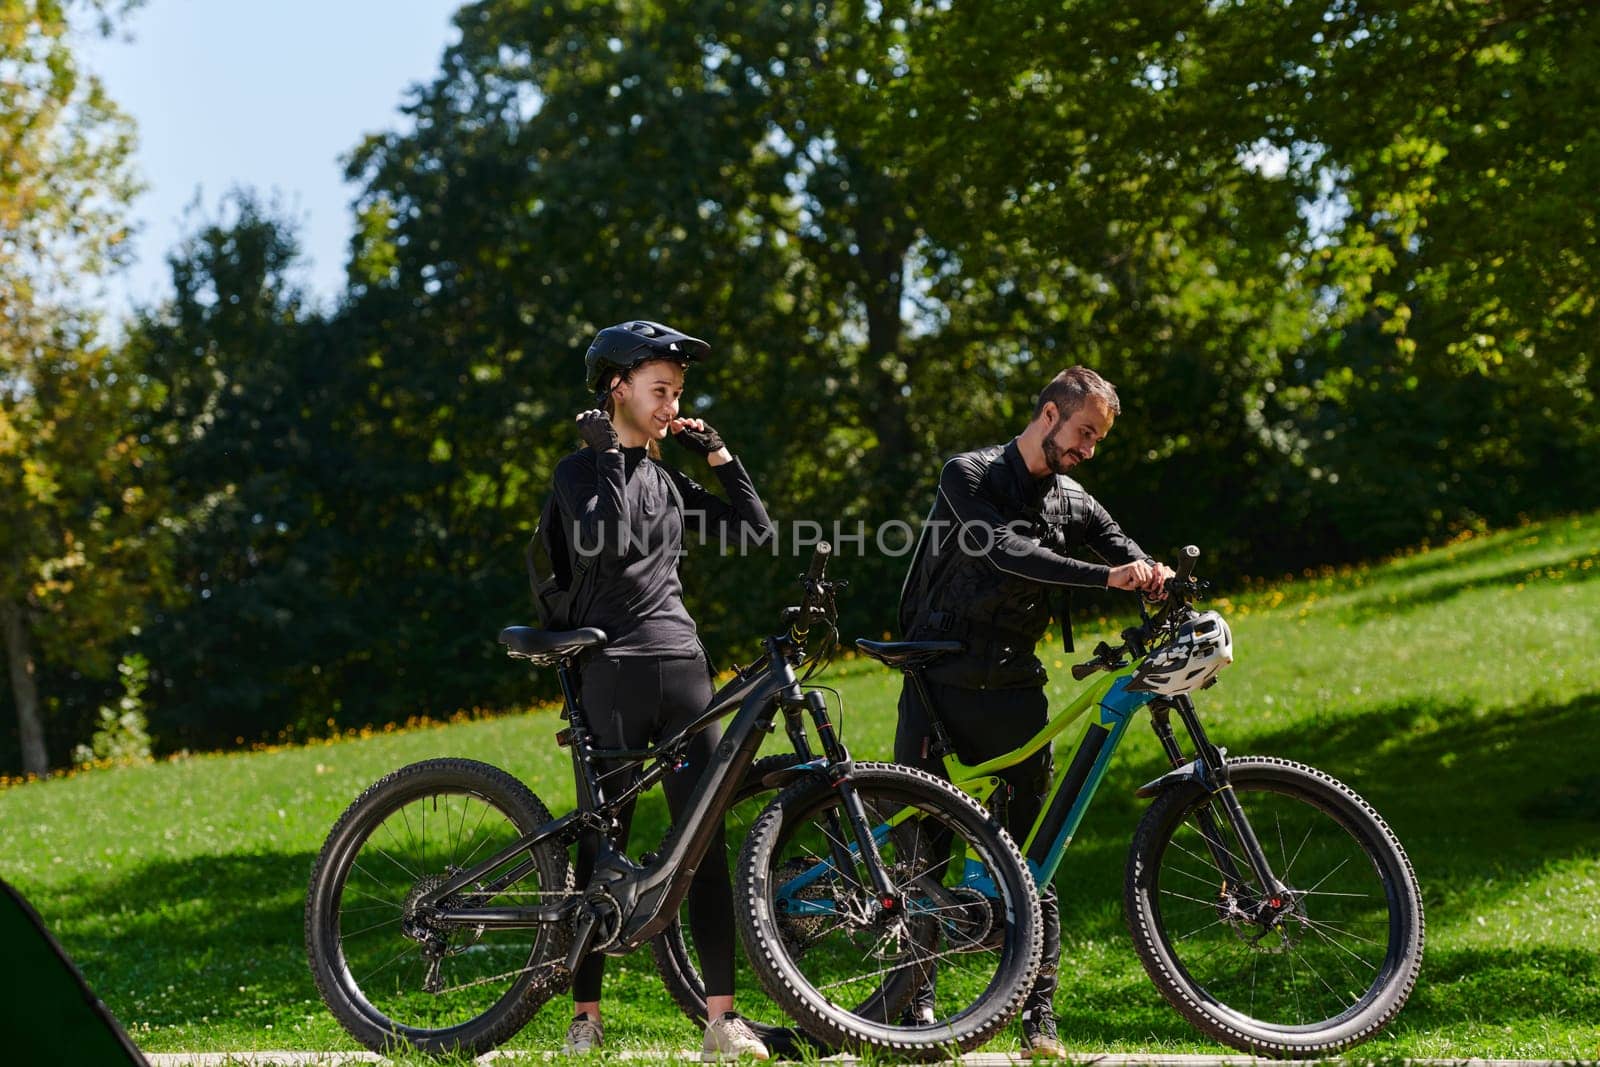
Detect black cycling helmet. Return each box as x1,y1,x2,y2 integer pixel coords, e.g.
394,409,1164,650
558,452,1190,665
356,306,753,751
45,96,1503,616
584,320,710,396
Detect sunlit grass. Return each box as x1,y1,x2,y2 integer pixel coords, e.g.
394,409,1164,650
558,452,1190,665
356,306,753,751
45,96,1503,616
2,512,1597,1058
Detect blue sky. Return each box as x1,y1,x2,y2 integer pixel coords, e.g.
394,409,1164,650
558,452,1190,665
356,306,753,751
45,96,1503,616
82,0,463,318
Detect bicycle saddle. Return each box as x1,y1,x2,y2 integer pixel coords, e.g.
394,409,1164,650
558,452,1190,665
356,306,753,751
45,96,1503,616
854,638,965,669
498,626,608,662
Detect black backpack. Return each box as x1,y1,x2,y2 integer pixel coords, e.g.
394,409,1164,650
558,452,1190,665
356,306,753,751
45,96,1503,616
525,456,686,630
525,491,595,631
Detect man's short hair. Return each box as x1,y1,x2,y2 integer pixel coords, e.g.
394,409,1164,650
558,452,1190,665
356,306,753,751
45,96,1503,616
1034,366,1121,420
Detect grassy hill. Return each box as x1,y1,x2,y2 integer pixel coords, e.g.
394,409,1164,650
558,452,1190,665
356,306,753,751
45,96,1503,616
2,513,1597,1059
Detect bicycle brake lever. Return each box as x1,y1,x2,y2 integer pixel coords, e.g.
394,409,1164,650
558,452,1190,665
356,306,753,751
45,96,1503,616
1072,641,1128,680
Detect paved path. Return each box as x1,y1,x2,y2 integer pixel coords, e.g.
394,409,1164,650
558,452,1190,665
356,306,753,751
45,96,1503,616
141,1055,1579,1067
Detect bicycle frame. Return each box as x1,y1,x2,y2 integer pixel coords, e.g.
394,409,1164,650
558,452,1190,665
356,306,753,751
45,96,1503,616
772,667,1173,916
912,658,1286,904
411,632,890,965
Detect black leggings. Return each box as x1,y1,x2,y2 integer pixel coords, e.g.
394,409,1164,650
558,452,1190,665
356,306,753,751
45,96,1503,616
572,653,734,1002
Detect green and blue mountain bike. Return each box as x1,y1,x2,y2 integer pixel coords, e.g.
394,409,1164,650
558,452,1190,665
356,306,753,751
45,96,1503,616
658,546,1424,1058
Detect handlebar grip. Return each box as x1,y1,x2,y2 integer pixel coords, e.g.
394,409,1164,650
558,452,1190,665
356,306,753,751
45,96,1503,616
795,541,833,629
1172,544,1199,583
805,541,833,583
1070,662,1099,681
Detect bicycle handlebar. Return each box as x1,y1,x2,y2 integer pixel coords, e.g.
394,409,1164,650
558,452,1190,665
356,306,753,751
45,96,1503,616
1142,544,1200,632
1072,545,1205,679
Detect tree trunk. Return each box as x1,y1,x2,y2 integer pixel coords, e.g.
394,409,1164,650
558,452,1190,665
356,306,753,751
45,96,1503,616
862,239,915,512
1,601,49,776
855,192,915,506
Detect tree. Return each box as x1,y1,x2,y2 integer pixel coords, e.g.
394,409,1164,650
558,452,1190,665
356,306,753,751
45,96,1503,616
1,0,162,775
1181,0,1600,548
123,195,351,749
52,0,1584,752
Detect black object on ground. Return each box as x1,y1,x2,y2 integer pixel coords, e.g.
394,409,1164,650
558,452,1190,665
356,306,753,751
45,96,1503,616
1,877,149,1065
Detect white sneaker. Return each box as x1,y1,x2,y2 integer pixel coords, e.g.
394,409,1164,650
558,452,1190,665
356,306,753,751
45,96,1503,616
563,1012,603,1055
702,1011,770,1061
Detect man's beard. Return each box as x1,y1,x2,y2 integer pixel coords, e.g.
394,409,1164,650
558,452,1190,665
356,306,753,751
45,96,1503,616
1041,434,1085,474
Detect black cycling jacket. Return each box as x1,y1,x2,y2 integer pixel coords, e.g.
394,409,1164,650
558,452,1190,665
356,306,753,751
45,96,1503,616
898,438,1151,689
553,445,771,656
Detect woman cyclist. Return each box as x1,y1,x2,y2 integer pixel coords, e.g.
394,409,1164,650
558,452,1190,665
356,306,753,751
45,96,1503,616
553,320,773,1060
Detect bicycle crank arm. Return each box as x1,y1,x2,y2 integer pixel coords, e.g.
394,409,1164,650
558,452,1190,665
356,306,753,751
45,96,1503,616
565,906,600,975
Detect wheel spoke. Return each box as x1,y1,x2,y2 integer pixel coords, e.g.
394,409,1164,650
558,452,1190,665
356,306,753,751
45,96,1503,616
352,942,418,986
1159,885,1237,910
341,914,404,940
1282,819,1315,879
1302,854,1355,897
1297,912,1385,949
1161,858,1227,892
1289,943,1353,1004
1170,832,1251,882
1299,915,1382,969
1171,914,1232,945
377,820,423,881
341,883,400,910
1301,925,1371,991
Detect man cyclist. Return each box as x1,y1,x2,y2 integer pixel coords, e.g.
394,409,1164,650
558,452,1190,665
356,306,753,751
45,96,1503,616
894,366,1172,1058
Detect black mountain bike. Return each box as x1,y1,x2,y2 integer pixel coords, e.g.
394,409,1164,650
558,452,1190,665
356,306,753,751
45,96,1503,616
304,544,1044,1058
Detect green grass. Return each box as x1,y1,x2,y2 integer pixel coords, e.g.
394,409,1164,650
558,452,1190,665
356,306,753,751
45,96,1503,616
2,512,1598,1060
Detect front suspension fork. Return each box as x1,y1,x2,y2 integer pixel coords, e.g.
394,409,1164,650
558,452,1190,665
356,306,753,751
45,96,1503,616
786,688,900,903
1151,697,1290,909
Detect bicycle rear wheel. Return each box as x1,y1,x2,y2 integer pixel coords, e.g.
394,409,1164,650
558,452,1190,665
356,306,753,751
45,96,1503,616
737,762,1042,1059
305,758,572,1055
1126,757,1424,1057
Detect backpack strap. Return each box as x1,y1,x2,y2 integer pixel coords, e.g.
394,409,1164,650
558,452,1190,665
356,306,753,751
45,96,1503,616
898,498,951,637
568,520,597,585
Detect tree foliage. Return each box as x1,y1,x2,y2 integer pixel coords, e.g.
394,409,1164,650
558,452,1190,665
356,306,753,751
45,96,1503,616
1,0,166,775
122,194,356,747
3,0,1595,769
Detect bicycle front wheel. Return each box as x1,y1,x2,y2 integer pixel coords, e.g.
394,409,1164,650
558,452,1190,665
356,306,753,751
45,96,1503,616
305,758,573,1055
1126,757,1424,1057
737,762,1042,1059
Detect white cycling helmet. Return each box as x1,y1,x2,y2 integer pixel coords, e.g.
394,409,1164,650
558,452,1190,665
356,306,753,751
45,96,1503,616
1129,610,1234,695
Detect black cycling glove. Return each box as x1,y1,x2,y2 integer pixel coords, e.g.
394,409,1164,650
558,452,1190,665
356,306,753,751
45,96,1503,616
671,421,725,457
576,409,620,452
